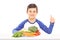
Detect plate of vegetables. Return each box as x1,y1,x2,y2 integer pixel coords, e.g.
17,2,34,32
12,26,41,38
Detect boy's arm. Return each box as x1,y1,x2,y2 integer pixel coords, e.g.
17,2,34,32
37,19,54,34
12,19,28,33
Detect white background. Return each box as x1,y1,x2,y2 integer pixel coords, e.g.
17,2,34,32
0,0,60,39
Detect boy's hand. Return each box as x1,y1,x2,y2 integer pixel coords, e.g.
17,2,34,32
50,16,55,23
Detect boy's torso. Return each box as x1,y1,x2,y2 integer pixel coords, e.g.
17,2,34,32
20,21,41,32
20,21,46,37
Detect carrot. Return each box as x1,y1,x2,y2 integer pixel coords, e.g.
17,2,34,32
23,32,35,37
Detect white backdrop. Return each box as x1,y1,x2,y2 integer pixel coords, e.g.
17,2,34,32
0,0,60,39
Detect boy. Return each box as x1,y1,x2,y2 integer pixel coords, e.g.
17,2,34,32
13,3,55,34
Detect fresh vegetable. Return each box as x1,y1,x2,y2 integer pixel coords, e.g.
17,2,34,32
12,31,23,37
28,26,38,32
34,30,40,36
23,30,40,37
23,31,35,37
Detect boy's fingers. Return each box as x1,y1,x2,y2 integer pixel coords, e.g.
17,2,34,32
50,16,55,23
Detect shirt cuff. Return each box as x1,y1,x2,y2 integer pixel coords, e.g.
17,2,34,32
12,29,18,34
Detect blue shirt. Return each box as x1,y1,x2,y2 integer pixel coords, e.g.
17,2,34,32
12,19,54,34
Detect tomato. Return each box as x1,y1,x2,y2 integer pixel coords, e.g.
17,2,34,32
33,30,40,36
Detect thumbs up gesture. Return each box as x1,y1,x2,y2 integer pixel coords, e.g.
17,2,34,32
50,16,55,23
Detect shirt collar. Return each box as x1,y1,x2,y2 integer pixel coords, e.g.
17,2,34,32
27,19,37,24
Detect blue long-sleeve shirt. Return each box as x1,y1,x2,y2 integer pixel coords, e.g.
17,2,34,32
12,19,54,34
